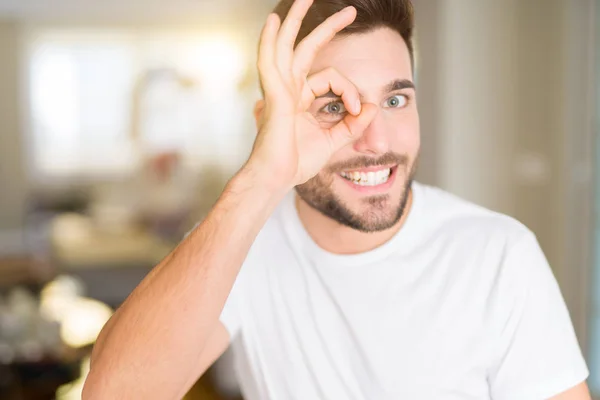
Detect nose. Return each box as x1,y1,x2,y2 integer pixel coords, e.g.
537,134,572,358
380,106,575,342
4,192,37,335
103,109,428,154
352,108,390,155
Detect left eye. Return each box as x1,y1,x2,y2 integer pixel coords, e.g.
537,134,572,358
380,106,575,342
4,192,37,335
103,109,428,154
322,101,347,114
385,95,408,108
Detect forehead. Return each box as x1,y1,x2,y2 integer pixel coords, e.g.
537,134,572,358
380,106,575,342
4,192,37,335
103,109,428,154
309,27,413,93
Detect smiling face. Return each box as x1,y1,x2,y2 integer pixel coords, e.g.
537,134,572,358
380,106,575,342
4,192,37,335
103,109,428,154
296,27,420,232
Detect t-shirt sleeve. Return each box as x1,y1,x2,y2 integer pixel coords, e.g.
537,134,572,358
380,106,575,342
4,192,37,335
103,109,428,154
219,267,246,339
488,231,589,400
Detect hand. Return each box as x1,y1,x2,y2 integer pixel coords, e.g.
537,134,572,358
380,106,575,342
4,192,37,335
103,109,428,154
247,0,378,190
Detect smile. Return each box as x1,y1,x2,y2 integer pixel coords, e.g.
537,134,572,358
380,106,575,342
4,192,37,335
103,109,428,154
339,167,392,187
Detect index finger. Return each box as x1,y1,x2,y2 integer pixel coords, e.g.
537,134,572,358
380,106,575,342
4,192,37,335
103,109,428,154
302,67,361,115
292,6,357,77
276,0,315,73
257,13,283,95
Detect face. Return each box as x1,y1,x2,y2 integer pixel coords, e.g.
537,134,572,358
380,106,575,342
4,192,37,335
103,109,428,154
258,27,420,232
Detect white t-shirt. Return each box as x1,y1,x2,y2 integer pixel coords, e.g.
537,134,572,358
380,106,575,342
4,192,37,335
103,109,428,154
220,182,588,400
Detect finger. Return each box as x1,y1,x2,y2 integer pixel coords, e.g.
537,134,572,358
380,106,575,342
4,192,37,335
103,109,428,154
276,0,314,75
258,13,283,95
302,67,361,115
293,6,356,78
328,103,378,151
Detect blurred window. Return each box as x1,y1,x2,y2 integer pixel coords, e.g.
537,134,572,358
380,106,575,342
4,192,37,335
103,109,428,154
26,29,256,180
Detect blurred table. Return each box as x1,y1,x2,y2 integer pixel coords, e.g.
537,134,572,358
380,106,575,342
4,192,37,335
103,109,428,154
50,214,176,307
49,214,240,400
0,257,47,290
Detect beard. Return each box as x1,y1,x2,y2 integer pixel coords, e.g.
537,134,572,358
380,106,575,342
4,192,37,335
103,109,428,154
295,152,416,233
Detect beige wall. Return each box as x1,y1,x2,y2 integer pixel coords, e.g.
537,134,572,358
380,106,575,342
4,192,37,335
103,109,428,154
557,0,596,353
0,19,27,233
411,0,442,186
512,0,566,287
438,0,518,217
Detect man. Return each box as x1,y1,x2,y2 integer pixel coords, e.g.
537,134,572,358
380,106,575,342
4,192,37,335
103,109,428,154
83,0,591,399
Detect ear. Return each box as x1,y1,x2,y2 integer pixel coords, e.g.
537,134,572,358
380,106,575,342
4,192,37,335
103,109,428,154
253,99,265,129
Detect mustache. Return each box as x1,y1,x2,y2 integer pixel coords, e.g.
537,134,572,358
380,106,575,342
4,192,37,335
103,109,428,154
327,152,409,172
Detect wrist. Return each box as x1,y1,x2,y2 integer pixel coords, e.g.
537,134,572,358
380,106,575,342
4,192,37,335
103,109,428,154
237,159,294,196
226,161,292,208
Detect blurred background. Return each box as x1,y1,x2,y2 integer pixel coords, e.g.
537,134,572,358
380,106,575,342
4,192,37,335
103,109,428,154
0,0,597,398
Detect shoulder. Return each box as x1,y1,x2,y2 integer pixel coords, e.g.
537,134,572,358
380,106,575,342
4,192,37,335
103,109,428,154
415,184,556,305
413,182,533,248
414,185,561,326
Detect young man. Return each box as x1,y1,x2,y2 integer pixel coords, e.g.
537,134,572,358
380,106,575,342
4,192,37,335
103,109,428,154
83,0,591,399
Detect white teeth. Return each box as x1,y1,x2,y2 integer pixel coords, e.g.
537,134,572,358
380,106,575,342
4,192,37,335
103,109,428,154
340,168,392,186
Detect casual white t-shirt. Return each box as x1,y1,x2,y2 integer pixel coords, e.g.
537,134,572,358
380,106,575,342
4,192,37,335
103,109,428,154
219,182,588,400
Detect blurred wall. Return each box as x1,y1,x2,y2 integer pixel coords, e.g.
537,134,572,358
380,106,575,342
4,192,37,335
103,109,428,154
559,0,596,355
411,0,442,186
414,0,595,346
590,0,600,390
0,19,28,248
438,0,518,217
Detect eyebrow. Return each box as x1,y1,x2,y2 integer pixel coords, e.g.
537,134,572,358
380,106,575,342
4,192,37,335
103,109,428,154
315,78,416,100
383,79,415,93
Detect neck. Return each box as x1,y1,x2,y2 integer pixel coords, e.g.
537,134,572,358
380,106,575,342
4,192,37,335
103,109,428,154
295,189,413,255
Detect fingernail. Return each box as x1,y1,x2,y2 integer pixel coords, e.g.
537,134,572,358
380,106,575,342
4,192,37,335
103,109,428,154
343,6,355,15
355,100,362,114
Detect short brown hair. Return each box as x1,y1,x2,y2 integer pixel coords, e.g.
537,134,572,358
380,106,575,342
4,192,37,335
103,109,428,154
272,0,415,64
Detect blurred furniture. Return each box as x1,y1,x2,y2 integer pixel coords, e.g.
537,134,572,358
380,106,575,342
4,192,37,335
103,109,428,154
0,350,85,400
0,279,90,400
50,214,174,308
0,258,49,291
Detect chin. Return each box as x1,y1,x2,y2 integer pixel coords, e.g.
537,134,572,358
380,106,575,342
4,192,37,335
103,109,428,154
295,161,414,233
345,192,399,219
331,181,409,233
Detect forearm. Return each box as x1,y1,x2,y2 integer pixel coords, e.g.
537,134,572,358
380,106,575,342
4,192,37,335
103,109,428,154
83,165,287,399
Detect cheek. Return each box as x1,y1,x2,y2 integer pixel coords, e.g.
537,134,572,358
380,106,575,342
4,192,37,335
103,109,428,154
390,115,420,155
305,167,336,189
325,146,355,168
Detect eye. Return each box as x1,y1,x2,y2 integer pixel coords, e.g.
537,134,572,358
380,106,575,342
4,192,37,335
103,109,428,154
385,94,408,108
321,101,347,115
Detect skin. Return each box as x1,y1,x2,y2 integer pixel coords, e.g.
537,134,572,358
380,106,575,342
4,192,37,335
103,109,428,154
81,0,591,398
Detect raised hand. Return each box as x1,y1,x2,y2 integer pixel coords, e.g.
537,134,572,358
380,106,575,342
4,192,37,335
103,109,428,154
248,0,378,189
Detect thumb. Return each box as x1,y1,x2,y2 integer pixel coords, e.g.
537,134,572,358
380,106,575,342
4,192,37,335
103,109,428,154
328,103,378,151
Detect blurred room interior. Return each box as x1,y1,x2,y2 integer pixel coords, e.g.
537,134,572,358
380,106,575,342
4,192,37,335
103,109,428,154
0,0,597,398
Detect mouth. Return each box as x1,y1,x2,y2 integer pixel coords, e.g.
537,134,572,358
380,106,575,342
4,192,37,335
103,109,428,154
338,165,398,193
